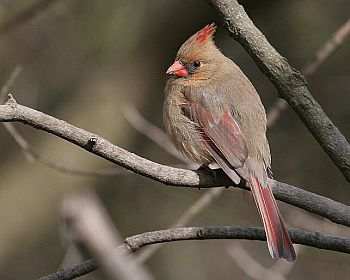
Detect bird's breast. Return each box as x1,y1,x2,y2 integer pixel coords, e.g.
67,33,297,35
163,84,213,165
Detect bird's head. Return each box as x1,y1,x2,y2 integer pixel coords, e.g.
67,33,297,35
166,23,224,81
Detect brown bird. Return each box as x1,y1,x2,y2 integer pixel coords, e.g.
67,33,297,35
163,23,296,261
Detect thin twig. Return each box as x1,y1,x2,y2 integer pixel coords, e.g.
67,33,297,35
227,210,305,280
303,19,350,76
0,70,126,177
137,187,225,262
38,226,350,280
123,105,187,163
4,117,126,176
0,65,22,103
228,243,296,280
267,18,350,127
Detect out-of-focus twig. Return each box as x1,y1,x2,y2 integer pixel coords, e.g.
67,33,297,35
267,18,350,126
227,210,303,280
0,65,22,103
0,0,63,36
227,202,343,279
228,243,297,280
137,187,225,262
123,105,189,163
303,19,350,76
1,70,126,177
62,191,153,280
4,121,127,176
228,243,286,280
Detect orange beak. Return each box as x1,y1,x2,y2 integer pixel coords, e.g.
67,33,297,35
166,60,189,77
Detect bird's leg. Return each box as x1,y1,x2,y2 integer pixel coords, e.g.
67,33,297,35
196,164,215,190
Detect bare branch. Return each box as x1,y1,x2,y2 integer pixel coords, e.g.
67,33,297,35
0,100,349,226
62,191,153,280
210,0,350,182
38,226,350,280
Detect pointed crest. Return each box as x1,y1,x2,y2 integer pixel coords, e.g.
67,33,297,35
195,23,216,43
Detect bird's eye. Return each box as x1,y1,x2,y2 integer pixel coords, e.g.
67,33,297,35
187,61,201,74
193,61,201,68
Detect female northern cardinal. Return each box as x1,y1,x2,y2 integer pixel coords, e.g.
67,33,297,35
163,23,296,261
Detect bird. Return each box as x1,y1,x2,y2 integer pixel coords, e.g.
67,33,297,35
163,23,296,261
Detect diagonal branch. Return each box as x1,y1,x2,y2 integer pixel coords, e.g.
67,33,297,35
39,226,350,280
267,18,350,127
0,98,349,227
210,0,350,182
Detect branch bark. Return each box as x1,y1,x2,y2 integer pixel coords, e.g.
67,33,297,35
0,99,349,227
39,226,350,280
210,0,350,182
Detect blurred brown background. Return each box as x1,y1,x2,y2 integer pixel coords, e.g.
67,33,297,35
0,0,349,279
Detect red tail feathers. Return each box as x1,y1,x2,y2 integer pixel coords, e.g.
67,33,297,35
250,176,296,261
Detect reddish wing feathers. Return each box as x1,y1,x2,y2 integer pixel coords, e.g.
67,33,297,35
195,23,216,43
190,103,248,169
189,102,296,261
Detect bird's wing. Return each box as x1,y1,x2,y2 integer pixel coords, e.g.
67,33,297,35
193,102,248,184
190,101,248,168
182,85,248,183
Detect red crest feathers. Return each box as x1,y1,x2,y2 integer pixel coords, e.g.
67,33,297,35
195,23,216,43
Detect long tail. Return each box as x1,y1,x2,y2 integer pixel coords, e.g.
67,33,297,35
249,176,296,261
204,142,295,260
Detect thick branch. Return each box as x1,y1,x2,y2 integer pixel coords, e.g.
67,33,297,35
0,101,349,226
39,226,350,280
210,0,350,182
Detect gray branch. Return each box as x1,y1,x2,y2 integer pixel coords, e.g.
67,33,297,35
39,226,350,280
210,0,350,182
0,99,349,227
